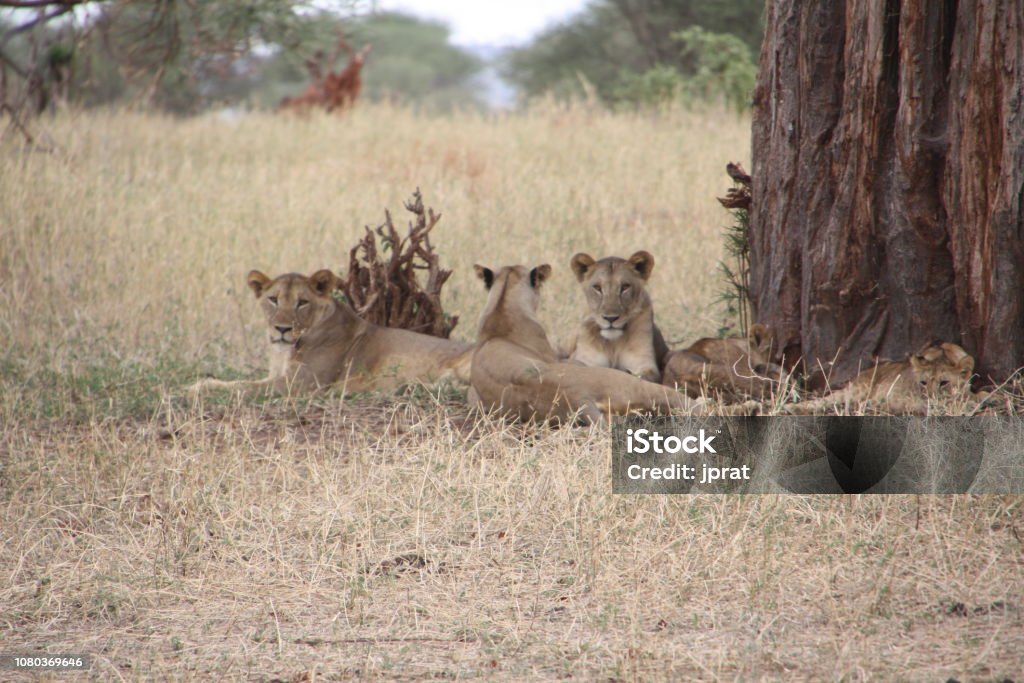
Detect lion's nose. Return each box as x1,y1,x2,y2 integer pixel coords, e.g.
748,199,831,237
275,325,292,335
602,315,619,324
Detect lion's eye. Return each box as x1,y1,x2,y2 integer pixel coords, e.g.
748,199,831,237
939,380,949,387
268,296,278,306
592,285,602,294
620,284,631,294
919,380,928,386
296,299,310,308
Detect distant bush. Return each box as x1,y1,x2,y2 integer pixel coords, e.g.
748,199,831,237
613,27,757,112
503,0,762,111
612,65,684,107
673,26,757,113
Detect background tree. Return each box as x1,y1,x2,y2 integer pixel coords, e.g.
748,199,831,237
0,1,482,116
1,0,88,119
503,0,762,108
749,1,1024,387
1,0,327,115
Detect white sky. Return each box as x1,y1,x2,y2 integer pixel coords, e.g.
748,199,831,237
374,0,589,46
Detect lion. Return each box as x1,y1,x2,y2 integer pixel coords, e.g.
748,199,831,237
467,262,696,424
662,323,783,401
188,269,472,395
784,342,976,414
564,250,669,382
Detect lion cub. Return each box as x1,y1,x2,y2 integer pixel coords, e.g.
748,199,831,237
469,263,693,424
189,269,472,395
785,342,976,414
565,250,669,382
662,324,782,401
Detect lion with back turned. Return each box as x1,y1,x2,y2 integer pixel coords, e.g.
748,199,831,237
469,262,694,424
565,251,669,382
188,268,472,395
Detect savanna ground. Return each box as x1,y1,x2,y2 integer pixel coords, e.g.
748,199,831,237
1,105,1022,681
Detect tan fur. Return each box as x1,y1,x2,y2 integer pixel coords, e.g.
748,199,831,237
662,323,782,401
785,342,976,414
565,251,669,382
469,263,693,424
188,269,472,395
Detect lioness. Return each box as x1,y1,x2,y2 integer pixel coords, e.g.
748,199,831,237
565,251,669,382
784,342,976,414
662,324,783,401
468,262,693,424
188,269,472,395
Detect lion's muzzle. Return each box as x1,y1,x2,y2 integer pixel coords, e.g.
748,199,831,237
270,325,297,344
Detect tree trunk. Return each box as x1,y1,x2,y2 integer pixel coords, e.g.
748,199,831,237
750,0,1023,388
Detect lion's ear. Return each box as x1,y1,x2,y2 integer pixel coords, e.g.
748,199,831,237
530,264,552,288
941,342,972,365
474,264,495,290
944,343,976,377
570,253,595,282
627,250,655,280
749,323,771,352
247,270,272,298
308,269,339,296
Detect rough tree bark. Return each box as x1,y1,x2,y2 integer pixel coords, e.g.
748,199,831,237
750,0,1023,388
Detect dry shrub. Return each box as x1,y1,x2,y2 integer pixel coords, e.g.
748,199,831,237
338,189,458,338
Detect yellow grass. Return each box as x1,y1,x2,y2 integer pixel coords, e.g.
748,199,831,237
1,105,1021,680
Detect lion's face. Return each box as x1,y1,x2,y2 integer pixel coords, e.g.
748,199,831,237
247,269,339,345
746,323,776,372
908,342,975,395
570,251,654,340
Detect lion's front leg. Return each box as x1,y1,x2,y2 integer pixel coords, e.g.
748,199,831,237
614,347,660,383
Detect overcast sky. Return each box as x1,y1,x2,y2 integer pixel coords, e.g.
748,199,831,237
375,0,588,45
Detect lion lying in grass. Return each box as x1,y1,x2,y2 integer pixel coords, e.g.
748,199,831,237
784,342,977,414
662,324,783,401
189,269,472,395
468,263,694,424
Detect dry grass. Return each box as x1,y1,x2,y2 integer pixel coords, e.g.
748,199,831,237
1,104,1022,681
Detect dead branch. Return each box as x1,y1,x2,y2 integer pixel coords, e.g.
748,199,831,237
338,189,458,339
0,0,81,7
279,31,370,114
1,5,74,45
717,161,752,210
327,28,352,67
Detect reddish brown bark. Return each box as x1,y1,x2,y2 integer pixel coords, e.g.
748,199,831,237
750,0,1024,388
